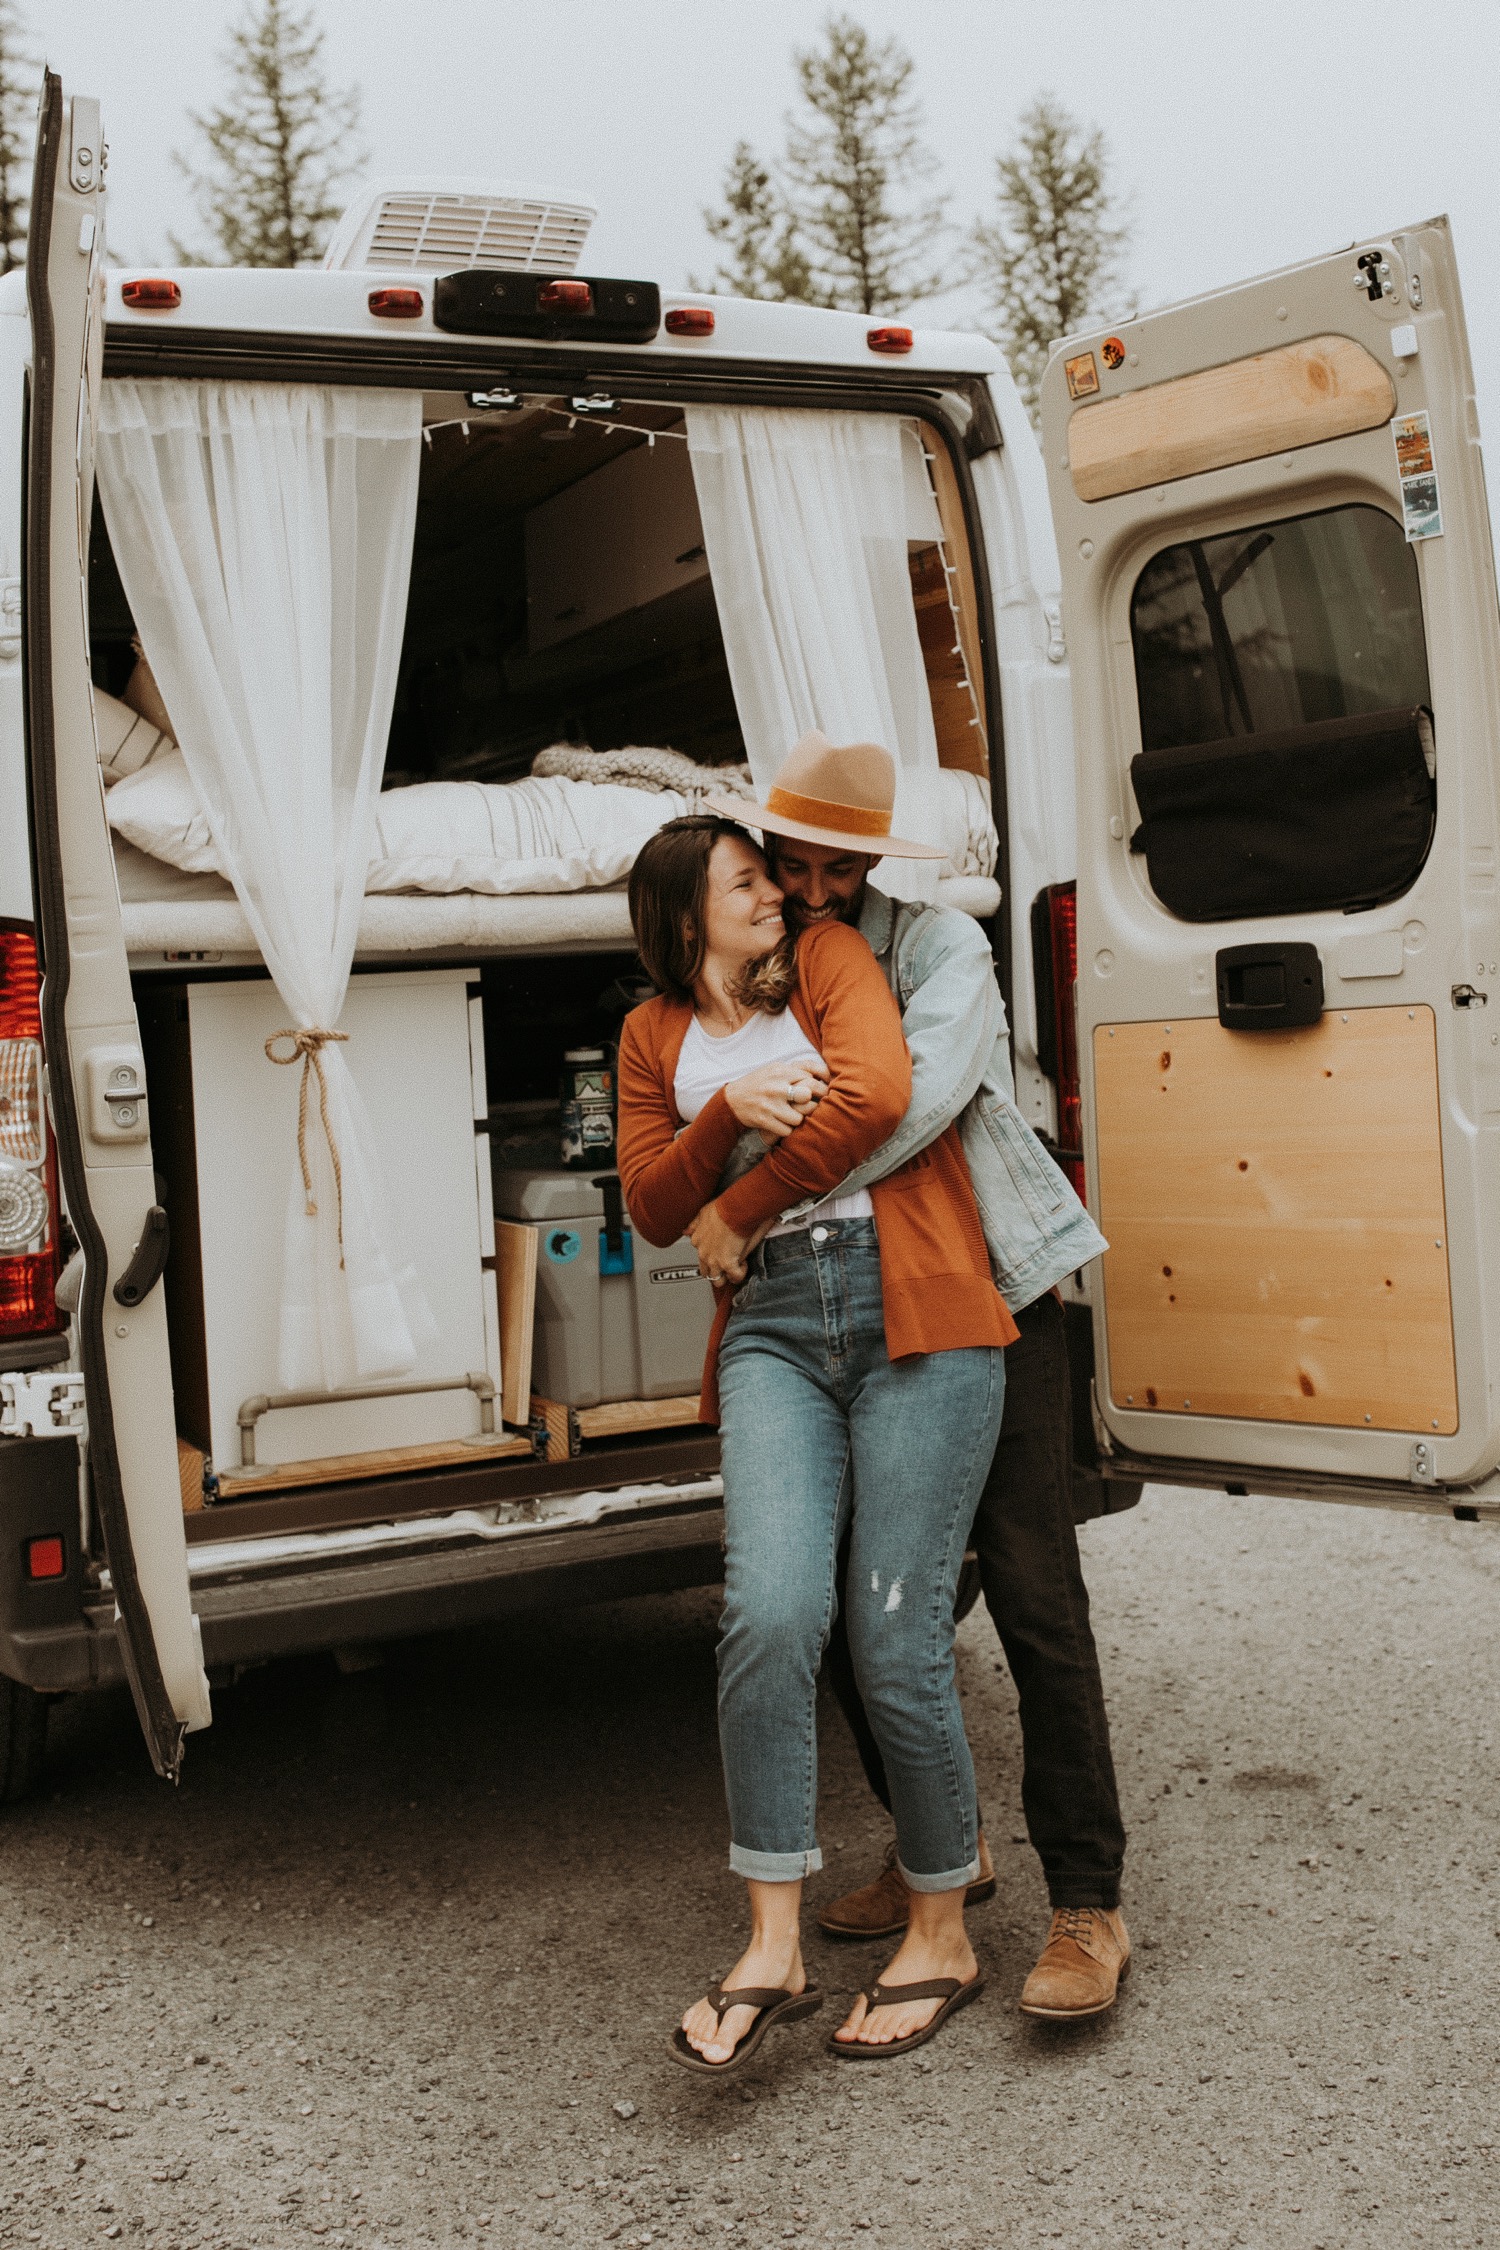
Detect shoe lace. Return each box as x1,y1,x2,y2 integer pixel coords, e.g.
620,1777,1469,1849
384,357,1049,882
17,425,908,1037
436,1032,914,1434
1054,1906,1100,1943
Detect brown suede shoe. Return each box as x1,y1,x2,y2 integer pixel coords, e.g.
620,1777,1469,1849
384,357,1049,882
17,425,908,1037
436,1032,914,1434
816,1834,997,1941
1018,1906,1131,2019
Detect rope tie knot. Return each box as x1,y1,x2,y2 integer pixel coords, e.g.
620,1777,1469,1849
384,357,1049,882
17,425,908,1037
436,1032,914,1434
264,1026,350,1261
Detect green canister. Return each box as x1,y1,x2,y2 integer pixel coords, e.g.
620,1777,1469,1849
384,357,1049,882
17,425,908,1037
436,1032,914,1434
560,1046,616,1168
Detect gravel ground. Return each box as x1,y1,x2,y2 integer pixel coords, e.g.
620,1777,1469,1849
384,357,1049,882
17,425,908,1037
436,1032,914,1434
0,1482,1497,2250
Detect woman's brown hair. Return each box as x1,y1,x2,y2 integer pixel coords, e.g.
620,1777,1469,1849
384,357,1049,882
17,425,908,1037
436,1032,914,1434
628,815,797,1012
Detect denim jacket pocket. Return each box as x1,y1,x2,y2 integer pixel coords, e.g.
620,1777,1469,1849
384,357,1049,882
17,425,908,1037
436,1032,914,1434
975,1097,1072,1228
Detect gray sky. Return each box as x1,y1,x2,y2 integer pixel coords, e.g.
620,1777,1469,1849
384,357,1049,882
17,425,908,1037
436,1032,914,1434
39,0,1500,456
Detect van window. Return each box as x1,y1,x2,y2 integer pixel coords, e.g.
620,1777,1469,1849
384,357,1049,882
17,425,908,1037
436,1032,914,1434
1130,503,1430,754
1125,505,1436,923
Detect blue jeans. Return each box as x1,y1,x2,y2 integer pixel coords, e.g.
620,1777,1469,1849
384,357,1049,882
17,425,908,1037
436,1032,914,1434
715,1219,1005,1891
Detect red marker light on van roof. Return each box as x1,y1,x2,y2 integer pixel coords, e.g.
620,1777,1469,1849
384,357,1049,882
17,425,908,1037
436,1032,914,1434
665,306,715,338
367,286,424,319
121,278,182,312
25,1537,65,1582
538,278,592,313
867,325,914,355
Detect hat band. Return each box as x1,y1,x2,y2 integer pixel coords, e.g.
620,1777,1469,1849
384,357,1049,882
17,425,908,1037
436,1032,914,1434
762,785,892,839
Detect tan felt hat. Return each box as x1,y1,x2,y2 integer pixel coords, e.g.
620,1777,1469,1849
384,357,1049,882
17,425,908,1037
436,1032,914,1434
702,731,947,860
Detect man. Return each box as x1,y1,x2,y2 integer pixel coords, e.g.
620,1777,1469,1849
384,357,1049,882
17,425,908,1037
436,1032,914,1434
701,735,1131,2020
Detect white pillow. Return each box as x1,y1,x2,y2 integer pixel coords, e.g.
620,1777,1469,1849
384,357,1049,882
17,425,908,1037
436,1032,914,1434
105,750,220,871
94,687,176,788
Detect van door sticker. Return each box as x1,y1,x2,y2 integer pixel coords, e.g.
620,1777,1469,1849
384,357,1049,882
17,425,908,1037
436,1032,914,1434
545,1228,583,1264
1393,410,1443,541
1065,350,1100,401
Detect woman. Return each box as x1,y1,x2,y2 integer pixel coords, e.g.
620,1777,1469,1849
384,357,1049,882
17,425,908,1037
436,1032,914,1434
617,784,1018,2073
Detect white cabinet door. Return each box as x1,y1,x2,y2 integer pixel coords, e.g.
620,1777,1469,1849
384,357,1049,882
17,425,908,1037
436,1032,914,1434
187,971,495,1473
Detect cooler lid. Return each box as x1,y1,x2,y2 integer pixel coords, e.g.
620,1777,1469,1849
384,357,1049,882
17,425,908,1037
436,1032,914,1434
493,1167,613,1221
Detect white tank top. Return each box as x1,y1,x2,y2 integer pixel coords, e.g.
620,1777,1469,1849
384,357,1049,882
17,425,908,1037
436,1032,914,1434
673,1008,875,1238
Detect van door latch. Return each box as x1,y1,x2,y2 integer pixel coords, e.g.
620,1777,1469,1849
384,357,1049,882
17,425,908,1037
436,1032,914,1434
1451,983,1488,1008
1216,943,1324,1031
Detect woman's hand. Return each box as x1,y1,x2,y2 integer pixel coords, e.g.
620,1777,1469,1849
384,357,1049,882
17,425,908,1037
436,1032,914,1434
688,1201,767,1287
724,1056,828,1138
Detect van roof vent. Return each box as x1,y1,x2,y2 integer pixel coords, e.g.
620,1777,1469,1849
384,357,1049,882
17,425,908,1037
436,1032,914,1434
323,177,596,275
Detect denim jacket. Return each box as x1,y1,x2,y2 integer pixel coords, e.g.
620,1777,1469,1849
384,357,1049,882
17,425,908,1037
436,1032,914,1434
724,887,1106,1312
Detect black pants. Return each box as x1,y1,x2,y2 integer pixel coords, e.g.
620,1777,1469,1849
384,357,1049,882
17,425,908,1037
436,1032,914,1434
825,1291,1126,1909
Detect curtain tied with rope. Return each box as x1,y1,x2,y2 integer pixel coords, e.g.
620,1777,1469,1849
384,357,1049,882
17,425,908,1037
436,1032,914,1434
96,378,432,1389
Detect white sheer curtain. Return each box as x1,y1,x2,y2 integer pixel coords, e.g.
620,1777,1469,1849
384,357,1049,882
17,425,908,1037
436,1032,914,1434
95,379,431,1390
686,407,944,901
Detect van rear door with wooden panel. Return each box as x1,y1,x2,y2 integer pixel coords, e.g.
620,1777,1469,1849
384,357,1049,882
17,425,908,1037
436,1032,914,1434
1041,220,1500,1505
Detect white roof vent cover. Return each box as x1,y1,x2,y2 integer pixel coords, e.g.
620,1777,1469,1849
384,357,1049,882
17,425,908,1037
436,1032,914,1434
323,176,596,275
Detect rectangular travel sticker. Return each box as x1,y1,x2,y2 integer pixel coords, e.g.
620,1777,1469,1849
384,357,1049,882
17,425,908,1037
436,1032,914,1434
1392,410,1443,541
1064,350,1100,401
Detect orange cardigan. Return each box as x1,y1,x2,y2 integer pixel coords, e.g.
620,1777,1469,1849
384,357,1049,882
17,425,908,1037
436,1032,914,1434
616,918,1017,1421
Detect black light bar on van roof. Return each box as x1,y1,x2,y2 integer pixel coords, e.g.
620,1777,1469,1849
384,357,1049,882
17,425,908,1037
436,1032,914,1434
432,269,660,344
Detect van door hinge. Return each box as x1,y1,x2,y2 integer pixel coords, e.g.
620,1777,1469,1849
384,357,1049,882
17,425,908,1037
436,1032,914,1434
1043,600,1066,664
1408,1439,1437,1485
0,1372,86,1439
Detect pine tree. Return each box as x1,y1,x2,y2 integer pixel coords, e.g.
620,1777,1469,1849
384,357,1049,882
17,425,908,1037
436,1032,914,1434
971,95,1135,414
783,13,948,314
697,13,947,315
172,0,364,268
695,140,813,303
0,1,36,274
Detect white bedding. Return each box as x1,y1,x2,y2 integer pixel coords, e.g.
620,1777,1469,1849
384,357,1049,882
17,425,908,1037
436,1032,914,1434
107,747,998,893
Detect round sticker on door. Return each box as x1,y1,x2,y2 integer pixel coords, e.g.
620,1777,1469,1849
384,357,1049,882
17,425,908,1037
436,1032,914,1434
545,1228,583,1264
1101,335,1127,371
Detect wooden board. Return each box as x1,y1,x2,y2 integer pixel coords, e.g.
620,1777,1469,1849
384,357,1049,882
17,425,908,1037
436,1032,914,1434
1068,335,1396,503
575,1394,702,1441
1093,1006,1458,1433
177,1436,206,1515
923,440,989,770
529,1391,703,1463
495,1220,539,1427
214,1431,533,1501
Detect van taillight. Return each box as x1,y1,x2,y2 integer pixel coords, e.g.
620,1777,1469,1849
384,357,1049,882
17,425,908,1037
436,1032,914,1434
0,926,62,1342
1033,882,1084,1200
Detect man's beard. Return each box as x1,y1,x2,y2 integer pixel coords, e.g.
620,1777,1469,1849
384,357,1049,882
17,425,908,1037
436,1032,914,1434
782,882,867,933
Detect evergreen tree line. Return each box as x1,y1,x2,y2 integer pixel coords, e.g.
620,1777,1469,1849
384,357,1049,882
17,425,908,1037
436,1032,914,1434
0,1,1134,410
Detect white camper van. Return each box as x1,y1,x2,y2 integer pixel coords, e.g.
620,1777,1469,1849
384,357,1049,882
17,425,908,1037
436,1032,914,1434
2,75,1493,1795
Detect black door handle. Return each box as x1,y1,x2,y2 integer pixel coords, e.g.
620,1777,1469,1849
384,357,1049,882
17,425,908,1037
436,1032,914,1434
1215,942,1324,1030
113,1204,170,1308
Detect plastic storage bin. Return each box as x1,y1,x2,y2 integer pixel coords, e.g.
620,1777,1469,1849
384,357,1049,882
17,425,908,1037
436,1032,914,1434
493,1168,715,1406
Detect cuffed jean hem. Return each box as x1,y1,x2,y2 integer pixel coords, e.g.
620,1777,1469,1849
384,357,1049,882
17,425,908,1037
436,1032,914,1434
729,1844,823,1882
898,1853,982,1895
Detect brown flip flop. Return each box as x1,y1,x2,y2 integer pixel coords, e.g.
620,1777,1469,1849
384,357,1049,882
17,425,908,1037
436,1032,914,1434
828,1972,985,2061
668,1982,823,2076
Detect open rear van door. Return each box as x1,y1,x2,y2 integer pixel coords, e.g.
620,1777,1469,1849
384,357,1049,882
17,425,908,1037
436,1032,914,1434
25,74,210,1766
1041,218,1500,1507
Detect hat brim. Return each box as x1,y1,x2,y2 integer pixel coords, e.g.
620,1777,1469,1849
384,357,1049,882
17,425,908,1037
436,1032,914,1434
699,790,950,861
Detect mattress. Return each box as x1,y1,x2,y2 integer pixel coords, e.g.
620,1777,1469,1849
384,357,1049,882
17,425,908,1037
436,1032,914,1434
118,856,1002,965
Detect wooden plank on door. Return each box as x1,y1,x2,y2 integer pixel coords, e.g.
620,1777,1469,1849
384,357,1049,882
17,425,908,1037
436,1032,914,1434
1093,1006,1457,1433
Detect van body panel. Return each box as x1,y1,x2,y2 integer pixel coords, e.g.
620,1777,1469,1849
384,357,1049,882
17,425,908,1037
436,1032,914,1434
23,77,209,1764
1043,218,1500,1496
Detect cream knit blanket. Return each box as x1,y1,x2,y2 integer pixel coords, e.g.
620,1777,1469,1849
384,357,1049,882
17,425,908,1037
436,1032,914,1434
532,742,756,801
